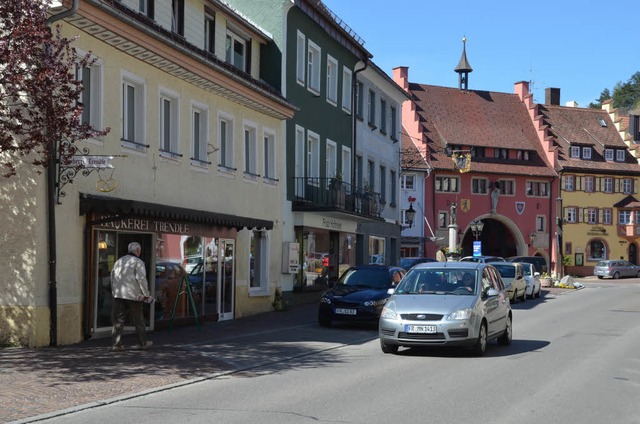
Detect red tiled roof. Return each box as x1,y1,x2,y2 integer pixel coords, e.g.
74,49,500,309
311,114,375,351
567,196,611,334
408,83,556,177
400,127,429,171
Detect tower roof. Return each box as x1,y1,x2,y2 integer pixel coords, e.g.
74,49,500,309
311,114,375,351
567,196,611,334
454,37,473,74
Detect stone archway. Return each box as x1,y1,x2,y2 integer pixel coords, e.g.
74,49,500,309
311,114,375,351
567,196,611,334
460,215,527,258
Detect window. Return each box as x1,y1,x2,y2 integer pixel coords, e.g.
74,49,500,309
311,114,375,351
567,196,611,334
604,149,614,161
294,126,305,196
587,207,597,224
342,67,352,113
218,113,234,169
516,150,530,160
526,181,549,197
368,90,376,127
250,230,269,292
244,124,257,176
159,89,179,156
307,131,320,183
564,175,574,191
589,240,605,260
584,176,594,192
191,103,208,164
390,106,397,140
76,58,103,130
536,215,546,232
494,148,508,159
121,72,146,147
471,178,488,194
307,40,321,94
326,55,338,104
380,99,387,133
226,31,247,72
296,31,306,85
341,146,351,187
438,211,448,228
355,80,364,119
139,0,154,19
435,176,459,193
566,207,577,223
401,209,413,226
498,179,515,195
380,165,386,201
263,131,276,180
623,178,633,194
473,147,486,158
582,147,592,159
367,159,375,190
603,177,613,193
619,210,632,225
570,146,580,158
401,174,415,190
171,0,184,36
390,170,397,205
603,208,612,225
326,140,337,182
616,149,626,162
204,14,215,54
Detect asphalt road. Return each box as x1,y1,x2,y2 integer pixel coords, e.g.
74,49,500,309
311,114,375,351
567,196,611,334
24,280,640,424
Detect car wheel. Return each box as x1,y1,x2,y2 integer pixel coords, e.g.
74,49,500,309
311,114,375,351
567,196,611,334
380,340,399,354
473,322,488,356
498,315,512,346
520,288,527,302
597,276,603,279
613,271,620,280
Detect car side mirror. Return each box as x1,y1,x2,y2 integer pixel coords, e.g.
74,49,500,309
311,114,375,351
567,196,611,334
534,272,540,276
387,288,395,295
486,288,499,297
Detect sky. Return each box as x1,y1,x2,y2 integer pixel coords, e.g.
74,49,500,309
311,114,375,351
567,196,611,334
322,0,640,108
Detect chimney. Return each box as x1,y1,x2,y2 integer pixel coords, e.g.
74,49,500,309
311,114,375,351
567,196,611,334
514,81,530,101
545,88,560,105
393,66,409,92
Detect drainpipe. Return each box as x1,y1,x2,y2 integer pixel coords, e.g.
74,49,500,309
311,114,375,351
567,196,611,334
46,0,79,347
351,59,368,190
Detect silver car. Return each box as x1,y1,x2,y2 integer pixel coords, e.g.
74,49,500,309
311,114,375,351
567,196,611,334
379,262,512,356
594,260,640,279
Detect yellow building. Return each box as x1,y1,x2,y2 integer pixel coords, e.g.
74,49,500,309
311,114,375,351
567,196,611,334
0,0,295,346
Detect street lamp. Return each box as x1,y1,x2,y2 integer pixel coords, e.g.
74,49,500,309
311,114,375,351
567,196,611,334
405,203,417,228
470,219,484,241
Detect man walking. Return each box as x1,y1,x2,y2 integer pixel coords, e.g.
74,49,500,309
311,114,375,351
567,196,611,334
110,241,153,351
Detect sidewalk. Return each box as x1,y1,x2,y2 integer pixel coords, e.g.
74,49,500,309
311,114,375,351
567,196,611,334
1,291,323,424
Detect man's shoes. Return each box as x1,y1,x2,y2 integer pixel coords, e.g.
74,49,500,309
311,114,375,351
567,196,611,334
132,341,153,350
111,345,125,352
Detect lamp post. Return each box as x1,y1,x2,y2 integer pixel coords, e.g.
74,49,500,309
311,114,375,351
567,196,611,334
470,218,484,241
405,203,417,228
556,197,563,279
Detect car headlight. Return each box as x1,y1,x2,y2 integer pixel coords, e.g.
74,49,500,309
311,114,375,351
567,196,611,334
380,300,397,319
364,298,387,307
447,308,472,320
320,297,332,304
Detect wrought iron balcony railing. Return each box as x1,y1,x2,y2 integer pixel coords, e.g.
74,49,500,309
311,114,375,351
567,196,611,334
291,177,384,218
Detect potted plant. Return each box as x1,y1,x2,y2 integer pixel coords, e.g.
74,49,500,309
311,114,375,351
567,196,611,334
361,180,375,215
539,272,553,287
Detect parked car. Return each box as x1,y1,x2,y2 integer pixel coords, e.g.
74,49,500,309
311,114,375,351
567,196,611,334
594,260,640,279
188,261,217,300
506,256,548,274
492,262,527,302
379,261,512,356
460,255,505,263
318,265,406,327
520,262,542,298
399,257,437,270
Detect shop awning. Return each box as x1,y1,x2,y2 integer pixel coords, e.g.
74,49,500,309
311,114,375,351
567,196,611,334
79,193,273,230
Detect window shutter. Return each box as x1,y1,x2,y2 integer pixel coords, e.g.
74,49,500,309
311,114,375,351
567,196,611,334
634,179,638,194
615,178,620,193
564,207,570,222
561,176,566,190
595,177,601,192
579,208,585,222
598,209,603,224
577,176,584,191
245,39,252,74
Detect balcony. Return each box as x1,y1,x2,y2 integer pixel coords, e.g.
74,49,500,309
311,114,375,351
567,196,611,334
291,177,384,219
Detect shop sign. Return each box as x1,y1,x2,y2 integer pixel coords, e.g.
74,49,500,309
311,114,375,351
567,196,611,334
98,216,190,235
322,218,343,230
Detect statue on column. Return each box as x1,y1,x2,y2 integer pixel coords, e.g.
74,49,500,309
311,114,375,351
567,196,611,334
491,182,500,214
449,202,457,225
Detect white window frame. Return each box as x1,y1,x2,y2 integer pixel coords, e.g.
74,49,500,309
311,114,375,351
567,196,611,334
619,210,632,225
564,175,574,191
586,207,597,224
536,215,546,232
401,174,415,190
296,31,306,85
616,149,625,162
75,52,103,132
623,178,633,194
471,177,489,194
190,101,209,165
294,125,305,196
218,112,234,170
204,14,215,54
263,129,276,181
342,66,352,113
243,122,258,176
307,40,321,94
498,179,515,195
226,30,247,72
582,146,592,159
570,146,580,158
307,130,320,184
341,146,352,189
603,177,613,193
603,208,612,225
159,87,180,157
566,207,577,223
435,176,460,193
326,55,338,105
584,176,594,192
526,180,549,197
249,230,270,295
604,148,614,161
326,139,337,184
121,70,146,149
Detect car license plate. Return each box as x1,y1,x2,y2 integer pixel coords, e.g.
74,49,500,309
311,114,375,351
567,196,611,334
335,308,357,315
406,324,437,334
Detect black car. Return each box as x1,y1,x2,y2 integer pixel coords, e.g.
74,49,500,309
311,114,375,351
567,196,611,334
318,265,406,327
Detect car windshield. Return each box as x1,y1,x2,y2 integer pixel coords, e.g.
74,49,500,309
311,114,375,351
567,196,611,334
522,265,532,276
596,261,608,267
338,268,392,290
394,269,477,295
493,264,515,278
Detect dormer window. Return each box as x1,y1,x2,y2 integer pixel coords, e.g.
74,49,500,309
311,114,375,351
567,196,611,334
472,147,485,158
516,150,530,160
582,147,592,159
570,146,580,158
494,148,508,159
616,149,626,162
604,148,614,161
597,116,607,127
226,31,248,72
